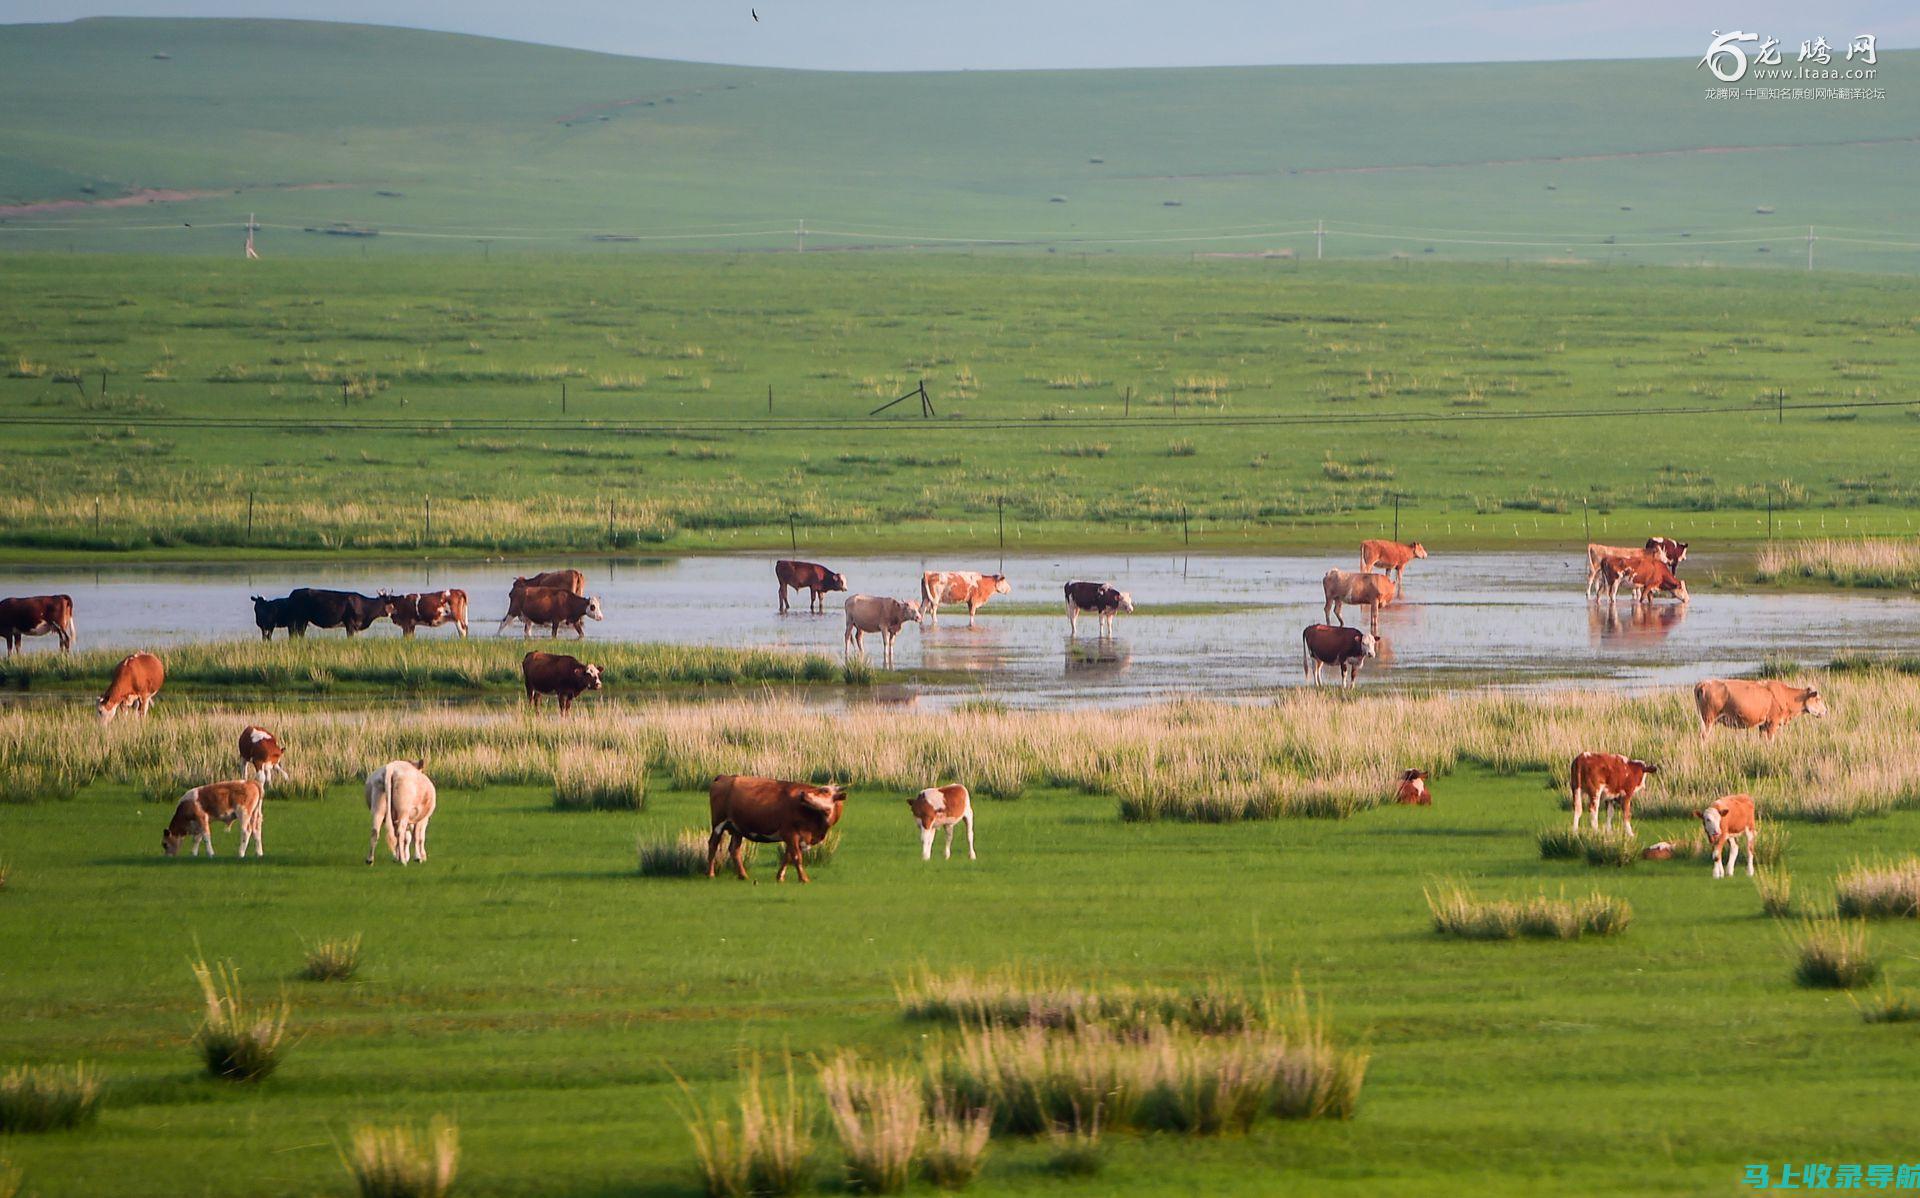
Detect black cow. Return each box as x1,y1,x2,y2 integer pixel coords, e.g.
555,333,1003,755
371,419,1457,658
285,588,394,637
251,595,295,641
1063,580,1134,637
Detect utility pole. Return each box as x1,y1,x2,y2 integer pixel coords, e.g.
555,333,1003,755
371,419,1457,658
1393,494,1401,543
1315,218,1325,261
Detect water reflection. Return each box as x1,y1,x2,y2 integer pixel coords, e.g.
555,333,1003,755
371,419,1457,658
1588,599,1688,644
1065,637,1131,679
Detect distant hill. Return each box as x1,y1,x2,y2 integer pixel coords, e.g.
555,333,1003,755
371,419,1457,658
1,17,1916,264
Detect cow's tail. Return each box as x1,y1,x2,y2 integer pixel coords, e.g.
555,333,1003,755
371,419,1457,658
380,765,398,856
1301,627,1311,680
920,575,934,607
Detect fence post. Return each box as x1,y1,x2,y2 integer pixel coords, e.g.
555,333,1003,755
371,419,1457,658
1182,507,1190,546
998,496,1005,550
94,497,101,534
247,492,255,542
1393,494,1401,542
1582,498,1590,542
1124,386,1132,418
768,384,774,415
342,379,349,408
562,381,568,415
789,513,798,552
424,496,432,544
608,497,615,545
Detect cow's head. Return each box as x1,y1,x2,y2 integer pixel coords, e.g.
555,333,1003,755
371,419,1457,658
826,571,848,593
901,600,924,625
989,575,1011,595
799,783,845,817
1360,632,1378,658
584,596,606,621
162,826,184,857
1115,590,1135,614
1630,760,1658,781
1697,805,1722,841
1410,542,1428,559
1402,768,1428,782
97,698,120,724
581,663,604,690
1803,688,1828,719
511,576,530,591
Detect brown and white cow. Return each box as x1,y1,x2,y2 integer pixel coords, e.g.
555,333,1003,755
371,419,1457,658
920,571,1010,627
844,594,921,665
389,589,470,637
1568,751,1657,836
162,780,264,858
1359,540,1427,586
366,759,436,866
1321,570,1397,629
1597,553,1689,606
1697,793,1758,878
0,594,75,656
497,572,586,632
98,652,163,723
706,774,845,883
1064,581,1133,637
775,560,847,614
1394,768,1432,806
509,586,605,639
522,650,602,712
1302,623,1376,688
908,783,976,861
1693,678,1827,741
1645,537,1689,571
239,725,287,789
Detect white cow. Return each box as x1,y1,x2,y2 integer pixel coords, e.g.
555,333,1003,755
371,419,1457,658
365,758,437,866
844,594,922,666
908,784,976,861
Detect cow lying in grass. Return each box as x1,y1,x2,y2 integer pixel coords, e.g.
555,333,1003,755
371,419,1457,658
908,784,976,861
163,780,264,858
1698,793,1758,878
366,759,437,866
706,774,845,883
1394,769,1431,806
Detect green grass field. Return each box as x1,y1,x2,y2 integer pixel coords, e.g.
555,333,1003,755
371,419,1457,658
4,765,1920,1196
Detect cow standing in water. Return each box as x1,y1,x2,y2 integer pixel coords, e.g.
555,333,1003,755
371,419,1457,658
919,571,1010,627
0,594,75,656
498,571,586,633
389,590,470,637
775,560,847,614
1301,624,1376,688
1358,540,1427,588
1321,570,1396,629
1063,581,1133,636
844,595,921,665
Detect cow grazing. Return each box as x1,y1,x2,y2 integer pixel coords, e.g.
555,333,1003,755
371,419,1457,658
0,594,75,656
1586,542,1672,598
1321,569,1397,628
522,650,602,712
162,780,264,858
1598,553,1689,606
775,559,848,614
365,759,437,866
1359,540,1427,586
98,652,163,722
706,774,845,883
920,571,1010,627
844,594,921,665
250,595,295,641
908,784,976,861
1693,678,1827,741
389,589,470,638
1698,793,1758,878
1301,623,1376,688
510,586,605,639
284,588,393,637
1568,752,1657,836
1064,581,1133,636
238,725,286,789
1394,769,1432,806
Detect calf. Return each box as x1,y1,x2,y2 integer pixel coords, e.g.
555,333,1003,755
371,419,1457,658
920,571,1010,627
1393,768,1432,806
1568,751,1657,837
1359,540,1427,586
511,586,605,639
775,559,848,614
238,725,287,789
844,594,921,665
1698,793,1758,878
251,595,295,641
1694,678,1827,741
1301,623,1376,688
0,594,75,656
98,652,163,722
522,650,603,712
389,589,469,637
1597,552,1688,605
1064,581,1134,636
162,780,264,858
365,759,437,866
706,774,845,883
1322,569,1397,628
908,784,976,861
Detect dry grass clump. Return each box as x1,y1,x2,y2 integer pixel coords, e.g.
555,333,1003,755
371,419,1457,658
1043,1110,1105,1176
638,829,715,877
1755,867,1795,917
1756,538,1920,588
0,1063,102,1132
683,1058,816,1198
300,934,362,982
820,1056,922,1194
1855,980,1920,1024
1426,881,1632,940
191,957,290,1082
1834,858,1920,918
1536,826,1639,867
896,966,1257,1036
345,1116,458,1198
919,1097,991,1190
552,755,647,811
1792,921,1880,989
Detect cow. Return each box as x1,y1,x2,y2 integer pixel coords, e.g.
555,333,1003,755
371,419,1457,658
908,784,976,861
522,650,603,712
496,572,586,633
1301,623,1376,689
1394,768,1432,806
162,780,264,858
250,595,296,641
389,589,469,638
0,594,75,656
1646,537,1689,571
365,759,436,866
1568,751,1658,837
706,774,845,883
98,652,163,722
1064,581,1133,637
844,594,921,665
775,560,847,614
1693,678,1827,741
1321,569,1397,629
238,725,287,789
1585,542,1672,597
1359,540,1427,586
510,586,605,639
284,588,393,637
1697,793,1758,879
920,571,1010,627
1597,553,1689,605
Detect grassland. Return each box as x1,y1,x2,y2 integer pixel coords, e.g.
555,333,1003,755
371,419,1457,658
5,254,1920,558
1756,538,1920,589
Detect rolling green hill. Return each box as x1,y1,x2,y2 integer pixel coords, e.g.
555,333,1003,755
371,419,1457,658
1,18,1917,265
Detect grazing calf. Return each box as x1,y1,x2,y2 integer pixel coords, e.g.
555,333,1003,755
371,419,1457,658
706,774,845,883
162,780,264,858
1698,793,1758,878
1302,623,1376,688
775,560,847,614
0,594,75,656
1568,751,1657,837
1063,581,1134,636
844,594,921,666
1321,569,1397,628
98,652,163,722
365,759,437,866
238,725,287,789
251,595,295,641
522,650,603,712
1359,540,1427,586
908,784,976,860
1597,552,1688,605
1693,678,1827,741
920,571,1010,627
1394,769,1432,806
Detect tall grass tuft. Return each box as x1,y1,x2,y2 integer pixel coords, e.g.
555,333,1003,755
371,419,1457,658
552,756,647,811
919,1097,991,1190
896,966,1258,1035
1043,1107,1105,1176
1756,867,1794,917
0,1158,17,1198
1856,980,1920,1024
1426,881,1631,940
190,957,290,1082
1792,921,1880,989
1834,858,1920,918
1536,826,1583,860
300,934,362,982
345,1116,458,1198
820,1055,922,1194
1756,538,1920,588
1579,827,1639,868
638,829,716,877
682,1058,815,1198
0,1063,102,1133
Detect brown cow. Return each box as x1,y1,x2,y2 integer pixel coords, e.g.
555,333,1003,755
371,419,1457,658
238,725,287,789
497,571,585,632
1697,793,1758,878
1645,537,1689,571
1322,569,1397,628
162,780,264,858
389,589,470,637
908,784,976,861
522,650,603,712
510,586,605,639
1,594,75,656
1585,542,1670,597
1597,553,1689,605
1302,623,1376,688
1568,751,1657,837
844,594,921,665
98,652,163,722
1359,540,1427,586
1693,679,1827,741
706,774,845,883
775,560,847,614
920,571,1010,627
1394,769,1432,806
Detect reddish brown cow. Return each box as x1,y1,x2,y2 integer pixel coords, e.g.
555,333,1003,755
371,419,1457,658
1,594,75,656
389,589,469,637
706,774,845,883
1597,552,1689,605
238,725,287,789
99,652,163,722
162,780,264,858
522,650,603,712
497,572,585,632
775,560,847,614
919,571,1011,627
1693,679,1826,741
1568,751,1658,837
1359,540,1427,586
1394,769,1432,806
510,586,605,639
1645,537,1689,570
1302,623,1377,688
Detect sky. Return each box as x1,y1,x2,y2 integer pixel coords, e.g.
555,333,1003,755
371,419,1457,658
2,1,1917,70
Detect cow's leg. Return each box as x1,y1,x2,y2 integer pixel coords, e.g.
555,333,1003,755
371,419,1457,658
705,828,726,877
963,811,976,859
968,602,978,628
1622,800,1635,839
1066,603,1078,636
1744,829,1756,876
198,813,214,857
778,583,789,614
1712,838,1726,879
574,620,585,640
414,819,429,863
728,833,749,880
943,820,957,860
559,693,572,713
1570,788,1584,831
920,824,935,860
791,835,812,884
367,804,387,866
